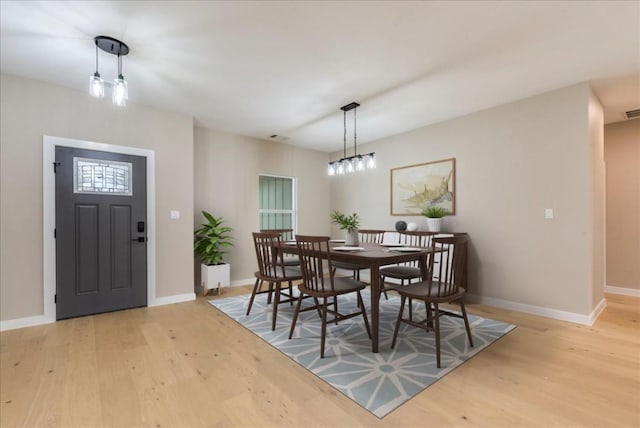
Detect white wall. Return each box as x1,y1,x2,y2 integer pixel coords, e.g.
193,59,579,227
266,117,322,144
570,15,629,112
330,82,604,317
588,91,605,308
194,127,331,285
0,73,607,324
0,74,195,322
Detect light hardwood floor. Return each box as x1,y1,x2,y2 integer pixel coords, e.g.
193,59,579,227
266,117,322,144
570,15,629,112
1,288,639,427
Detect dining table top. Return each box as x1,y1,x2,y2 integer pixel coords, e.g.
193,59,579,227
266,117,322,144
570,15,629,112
279,240,436,265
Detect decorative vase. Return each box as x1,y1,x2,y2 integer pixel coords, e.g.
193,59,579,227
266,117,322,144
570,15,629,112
395,221,407,232
345,230,359,246
426,218,443,232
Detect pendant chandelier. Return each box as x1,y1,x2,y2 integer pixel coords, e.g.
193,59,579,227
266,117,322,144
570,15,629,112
327,102,376,176
89,36,129,107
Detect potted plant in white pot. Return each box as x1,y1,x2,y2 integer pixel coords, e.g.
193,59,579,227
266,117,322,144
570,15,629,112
194,211,233,296
421,206,450,232
331,210,360,245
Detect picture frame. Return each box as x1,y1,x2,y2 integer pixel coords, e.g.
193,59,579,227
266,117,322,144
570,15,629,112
390,158,456,216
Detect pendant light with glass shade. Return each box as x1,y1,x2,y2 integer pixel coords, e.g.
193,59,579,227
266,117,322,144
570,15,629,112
89,36,129,106
327,102,376,176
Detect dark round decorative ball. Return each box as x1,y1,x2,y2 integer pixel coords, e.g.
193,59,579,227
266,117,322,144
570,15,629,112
395,221,407,231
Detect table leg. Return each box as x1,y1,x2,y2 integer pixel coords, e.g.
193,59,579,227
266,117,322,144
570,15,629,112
370,264,380,353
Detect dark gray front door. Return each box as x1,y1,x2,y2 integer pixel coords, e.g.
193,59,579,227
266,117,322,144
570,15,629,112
55,146,147,320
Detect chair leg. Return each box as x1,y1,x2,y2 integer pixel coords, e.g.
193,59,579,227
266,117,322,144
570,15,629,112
289,281,294,306
288,290,305,339
434,303,441,368
320,296,328,358
313,297,322,318
380,275,389,300
426,302,433,328
267,282,274,304
357,291,371,339
391,295,407,349
408,297,413,320
246,278,261,316
334,296,339,325
271,282,280,331
459,299,474,347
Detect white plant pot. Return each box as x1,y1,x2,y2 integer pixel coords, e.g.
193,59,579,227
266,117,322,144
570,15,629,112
202,263,230,296
426,218,443,232
345,230,359,246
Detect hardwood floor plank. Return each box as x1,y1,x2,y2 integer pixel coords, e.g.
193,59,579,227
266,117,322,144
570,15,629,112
1,289,639,427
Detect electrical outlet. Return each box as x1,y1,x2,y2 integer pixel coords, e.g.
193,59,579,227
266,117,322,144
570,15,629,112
170,210,180,220
544,208,554,219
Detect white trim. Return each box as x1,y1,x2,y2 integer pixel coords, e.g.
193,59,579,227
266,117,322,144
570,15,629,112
467,293,607,326
605,285,640,297
149,292,196,307
1,292,198,331
43,135,157,323
257,174,297,236
231,277,255,287
0,315,53,332
590,298,607,324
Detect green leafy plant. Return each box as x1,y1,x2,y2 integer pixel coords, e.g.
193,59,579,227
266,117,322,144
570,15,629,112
194,211,233,265
331,210,360,233
421,206,450,218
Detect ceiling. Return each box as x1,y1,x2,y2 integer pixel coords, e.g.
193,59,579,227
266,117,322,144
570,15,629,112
1,1,639,152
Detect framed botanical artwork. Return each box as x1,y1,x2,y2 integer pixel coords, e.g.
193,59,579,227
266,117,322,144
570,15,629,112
390,158,456,216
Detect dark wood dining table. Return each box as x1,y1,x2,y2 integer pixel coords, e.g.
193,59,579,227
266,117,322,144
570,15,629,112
280,241,434,353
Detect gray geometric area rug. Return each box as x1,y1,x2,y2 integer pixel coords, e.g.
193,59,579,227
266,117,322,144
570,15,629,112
209,289,515,418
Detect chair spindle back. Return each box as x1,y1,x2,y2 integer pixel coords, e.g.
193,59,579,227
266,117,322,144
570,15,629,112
427,235,468,297
260,228,294,241
358,229,385,244
253,232,286,278
295,235,334,293
399,231,437,268
399,230,436,247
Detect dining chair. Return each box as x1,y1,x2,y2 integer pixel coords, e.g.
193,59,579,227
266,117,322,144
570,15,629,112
248,231,302,331
379,231,436,299
332,229,385,280
289,235,371,358
260,228,299,267
391,235,473,368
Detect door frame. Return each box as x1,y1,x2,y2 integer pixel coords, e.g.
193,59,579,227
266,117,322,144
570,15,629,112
43,135,156,323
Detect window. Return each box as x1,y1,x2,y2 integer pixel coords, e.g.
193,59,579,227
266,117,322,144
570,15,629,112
258,175,296,237
73,157,132,196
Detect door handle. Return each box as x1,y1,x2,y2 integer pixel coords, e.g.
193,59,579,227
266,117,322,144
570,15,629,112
131,236,146,243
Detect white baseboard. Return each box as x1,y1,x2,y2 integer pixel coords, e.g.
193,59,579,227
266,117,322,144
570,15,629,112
467,293,607,326
149,292,196,307
605,285,640,297
0,315,53,332
589,298,607,324
231,278,255,287
1,292,197,331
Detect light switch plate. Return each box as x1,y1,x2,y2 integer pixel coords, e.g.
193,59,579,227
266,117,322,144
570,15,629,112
544,208,553,219
170,210,180,220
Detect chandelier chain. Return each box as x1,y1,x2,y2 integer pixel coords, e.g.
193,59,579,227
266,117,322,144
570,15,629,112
353,105,357,156
343,109,347,158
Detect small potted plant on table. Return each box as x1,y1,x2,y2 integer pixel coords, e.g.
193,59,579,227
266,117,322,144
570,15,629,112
421,206,450,232
331,210,360,245
194,211,233,296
